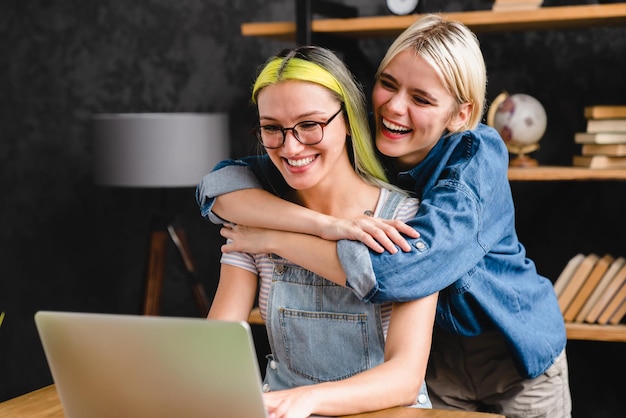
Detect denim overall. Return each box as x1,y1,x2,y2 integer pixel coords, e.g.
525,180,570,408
262,190,431,408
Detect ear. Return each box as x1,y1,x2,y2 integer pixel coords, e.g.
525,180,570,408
448,102,473,132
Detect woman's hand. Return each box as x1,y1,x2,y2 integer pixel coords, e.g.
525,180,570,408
263,387,316,418
320,216,419,254
220,223,277,254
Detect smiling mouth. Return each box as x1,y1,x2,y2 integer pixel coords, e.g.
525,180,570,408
286,156,316,167
382,118,412,134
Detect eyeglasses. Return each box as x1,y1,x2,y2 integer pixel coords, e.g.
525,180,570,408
254,108,343,149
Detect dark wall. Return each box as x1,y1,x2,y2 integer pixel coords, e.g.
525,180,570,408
1,1,625,416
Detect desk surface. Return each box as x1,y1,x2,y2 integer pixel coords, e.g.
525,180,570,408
0,385,504,418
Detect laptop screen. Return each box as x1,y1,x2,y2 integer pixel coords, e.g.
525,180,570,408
35,311,269,418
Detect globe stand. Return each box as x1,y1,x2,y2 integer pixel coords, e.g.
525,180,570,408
507,143,539,167
487,91,547,168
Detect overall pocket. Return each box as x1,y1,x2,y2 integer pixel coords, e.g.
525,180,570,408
278,308,372,382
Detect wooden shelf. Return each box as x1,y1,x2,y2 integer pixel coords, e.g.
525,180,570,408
241,3,626,40
248,307,263,325
508,166,626,181
565,322,626,342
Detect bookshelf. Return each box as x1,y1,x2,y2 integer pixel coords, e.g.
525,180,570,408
241,2,626,343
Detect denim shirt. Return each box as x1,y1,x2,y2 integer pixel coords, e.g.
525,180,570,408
195,124,566,379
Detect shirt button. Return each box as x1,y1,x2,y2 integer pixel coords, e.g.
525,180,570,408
262,383,270,392
414,241,427,251
418,394,428,404
270,360,277,370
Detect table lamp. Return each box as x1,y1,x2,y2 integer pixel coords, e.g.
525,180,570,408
93,113,229,316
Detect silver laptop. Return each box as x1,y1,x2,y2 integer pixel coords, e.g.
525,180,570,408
34,311,269,418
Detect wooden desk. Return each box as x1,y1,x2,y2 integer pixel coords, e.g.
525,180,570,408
0,385,504,418
0,385,64,417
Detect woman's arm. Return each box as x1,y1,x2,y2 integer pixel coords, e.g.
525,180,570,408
220,224,348,286
197,163,417,253
216,189,416,254
263,293,439,418
207,263,258,321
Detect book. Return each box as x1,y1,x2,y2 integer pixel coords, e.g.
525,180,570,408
576,257,626,322
557,253,599,314
608,299,626,325
581,143,626,157
492,0,543,10
586,118,626,133
563,254,614,322
584,105,626,120
597,281,626,325
492,0,543,4
574,132,626,144
553,253,585,298
573,155,626,169
493,0,542,2
585,261,626,323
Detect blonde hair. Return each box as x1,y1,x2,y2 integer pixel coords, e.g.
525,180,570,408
252,46,390,187
376,14,486,131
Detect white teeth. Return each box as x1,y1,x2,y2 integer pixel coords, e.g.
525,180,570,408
287,156,315,167
382,118,411,133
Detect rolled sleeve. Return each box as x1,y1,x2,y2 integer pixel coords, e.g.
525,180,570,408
337,239,379,302
195,165,263,223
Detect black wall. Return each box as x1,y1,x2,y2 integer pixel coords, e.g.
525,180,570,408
1,1,625,416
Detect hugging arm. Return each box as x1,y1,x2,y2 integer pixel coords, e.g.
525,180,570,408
221,224,348,286
197,159,417,253
341,182,489,303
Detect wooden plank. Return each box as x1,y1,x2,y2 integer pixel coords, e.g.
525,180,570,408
508,166,626,181
565,322,626,342
241,3,626,40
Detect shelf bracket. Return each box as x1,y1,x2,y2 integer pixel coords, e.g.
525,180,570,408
294,0,376,103
295,0,358,45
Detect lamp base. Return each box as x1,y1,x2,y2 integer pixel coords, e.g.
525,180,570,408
143,228,168,315
142,219,210,317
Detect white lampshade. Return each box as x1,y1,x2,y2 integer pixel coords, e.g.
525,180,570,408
93,113,229,187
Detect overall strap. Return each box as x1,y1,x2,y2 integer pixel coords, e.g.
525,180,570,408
378,189,405,220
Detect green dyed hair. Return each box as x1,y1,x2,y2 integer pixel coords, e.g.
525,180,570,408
252,46,389,186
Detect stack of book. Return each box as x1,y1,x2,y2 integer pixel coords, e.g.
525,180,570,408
492,0,543,12
573,105,626,169
554,253,626,325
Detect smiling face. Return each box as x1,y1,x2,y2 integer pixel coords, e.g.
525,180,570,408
256,80,350,192
372,50,471,169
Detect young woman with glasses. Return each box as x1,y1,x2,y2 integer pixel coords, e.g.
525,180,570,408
198,15,571,418
205,46,437,418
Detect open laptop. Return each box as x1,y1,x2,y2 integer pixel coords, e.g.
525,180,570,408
34,311,269,418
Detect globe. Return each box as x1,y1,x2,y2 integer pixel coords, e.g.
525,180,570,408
487,92,547,167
